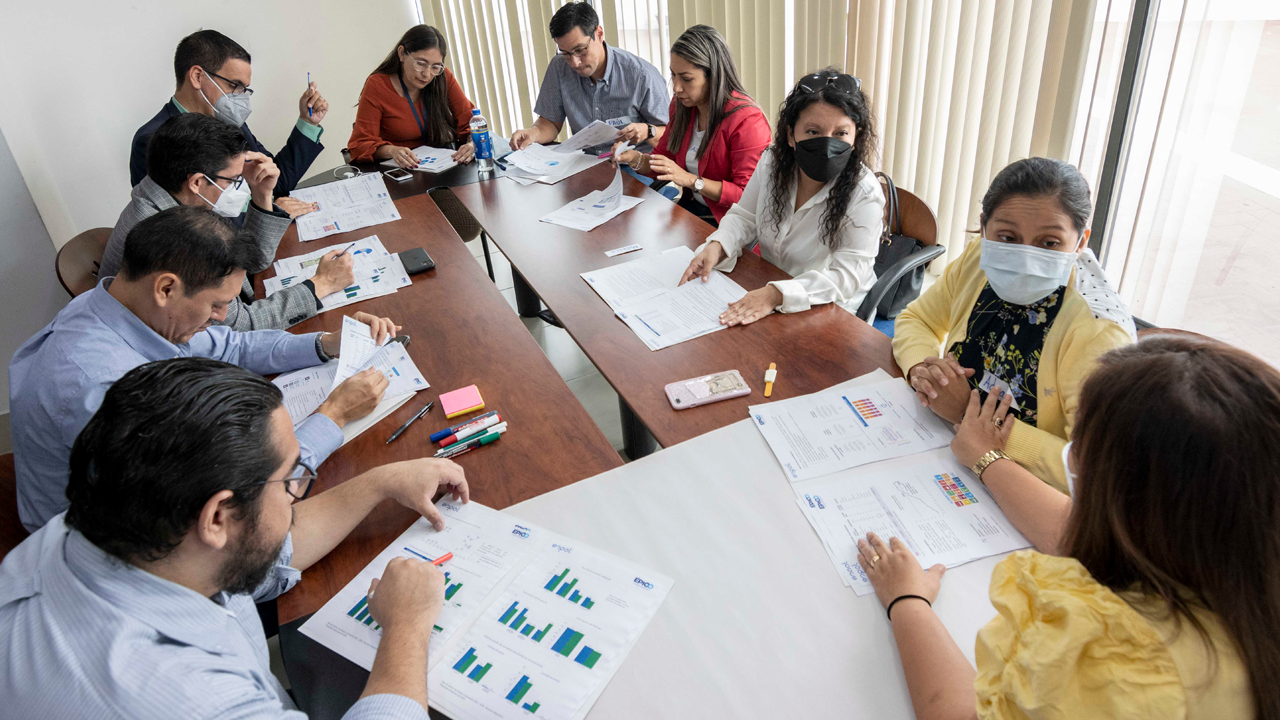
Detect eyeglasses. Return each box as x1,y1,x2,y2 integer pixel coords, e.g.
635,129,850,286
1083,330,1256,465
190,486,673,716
557,33,597,59
206,69,253,96
206,174,246,191
408,57,447,77
258,461,317,500
797,72,861,96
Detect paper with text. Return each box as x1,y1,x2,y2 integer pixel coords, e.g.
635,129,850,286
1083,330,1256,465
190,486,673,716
615,270,748,351
379,145,459,173
540,166,644,232
289,174,401,241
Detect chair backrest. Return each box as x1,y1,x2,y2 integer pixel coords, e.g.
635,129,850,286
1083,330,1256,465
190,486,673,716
55,228,113,297
0,453,29,562
879,178,938,247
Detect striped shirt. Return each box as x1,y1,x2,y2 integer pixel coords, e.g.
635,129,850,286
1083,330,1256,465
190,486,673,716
0,514,428,719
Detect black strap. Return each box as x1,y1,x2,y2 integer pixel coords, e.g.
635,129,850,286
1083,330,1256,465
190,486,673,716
886,594,931,620
876,171,902,237
398,73,430,143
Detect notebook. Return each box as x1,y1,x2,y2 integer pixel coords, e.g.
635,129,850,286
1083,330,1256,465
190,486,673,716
439,385,485,419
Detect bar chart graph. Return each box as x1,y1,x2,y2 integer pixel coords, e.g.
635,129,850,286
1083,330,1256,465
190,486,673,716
497,601,554,642
346,595,380,630
451,647,492,682
543,568,595,609
504,675,541,713
402,546,464,600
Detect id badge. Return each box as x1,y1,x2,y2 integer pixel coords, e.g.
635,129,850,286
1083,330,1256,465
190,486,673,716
605,116,633,129
977,370,1021,410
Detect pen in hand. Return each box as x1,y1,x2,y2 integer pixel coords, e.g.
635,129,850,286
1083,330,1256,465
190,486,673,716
307,72,313,118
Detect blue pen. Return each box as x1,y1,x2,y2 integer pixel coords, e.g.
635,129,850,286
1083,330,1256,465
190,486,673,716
307,72,313,117
429,410,498,443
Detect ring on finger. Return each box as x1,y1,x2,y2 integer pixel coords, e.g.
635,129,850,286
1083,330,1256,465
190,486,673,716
993,417,1003,428
870,554,881,567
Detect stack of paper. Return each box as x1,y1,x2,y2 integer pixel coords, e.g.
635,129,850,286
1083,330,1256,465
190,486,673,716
300,499,673,720
505,143,605,185
581,246,749,351
265,235,411,313
540,166,644,232
379,145,459,173
289,173,402,241
271,316,428,445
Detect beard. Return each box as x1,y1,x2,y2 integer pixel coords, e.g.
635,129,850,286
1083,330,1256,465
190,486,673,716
216,506,293,596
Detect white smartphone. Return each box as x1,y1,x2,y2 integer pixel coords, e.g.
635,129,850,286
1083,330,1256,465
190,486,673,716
383,168,413,183
665,370,751,410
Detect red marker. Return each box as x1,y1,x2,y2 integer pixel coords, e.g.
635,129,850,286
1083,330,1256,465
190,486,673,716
437,413,502,447
432,553,453,566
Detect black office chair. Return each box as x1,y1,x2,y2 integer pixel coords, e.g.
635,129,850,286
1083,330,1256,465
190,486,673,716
855,180,945,334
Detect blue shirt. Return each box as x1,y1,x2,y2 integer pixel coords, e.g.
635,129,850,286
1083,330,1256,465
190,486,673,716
533,42,670,153
0,514,428,720
8,280,343,531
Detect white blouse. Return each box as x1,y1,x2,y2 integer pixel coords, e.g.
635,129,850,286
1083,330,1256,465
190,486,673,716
701,152,884,314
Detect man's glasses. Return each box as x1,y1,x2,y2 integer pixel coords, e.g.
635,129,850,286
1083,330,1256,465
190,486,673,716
258,461,317,500
557,32,597,59
206,69,253,96
207,174,246,191
797,72,861,96
408,57,447,77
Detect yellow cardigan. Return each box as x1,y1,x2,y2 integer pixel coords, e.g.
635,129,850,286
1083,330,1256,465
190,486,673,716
892,239,1134,492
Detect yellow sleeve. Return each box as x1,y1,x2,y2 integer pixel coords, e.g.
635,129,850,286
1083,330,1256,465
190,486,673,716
892,241,974,373
1004,317,1134,493
975,552,1187,720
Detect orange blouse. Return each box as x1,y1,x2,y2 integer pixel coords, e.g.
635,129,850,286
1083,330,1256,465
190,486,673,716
347,70,476,162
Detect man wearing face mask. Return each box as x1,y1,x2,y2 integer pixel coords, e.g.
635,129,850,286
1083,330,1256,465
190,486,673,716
894,157,1136,494
104,114,351,331
129,29,327,215
679,71,884,326
8,206,397,531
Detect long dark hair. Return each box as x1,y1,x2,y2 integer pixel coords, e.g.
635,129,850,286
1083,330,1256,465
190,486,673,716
372,25,455,147
1065,336,1280,720
766,68,878,251
664,25,751,161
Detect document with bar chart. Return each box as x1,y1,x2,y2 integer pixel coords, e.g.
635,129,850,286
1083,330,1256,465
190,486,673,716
750,376,953,481
428,540,673,720
299,499,543,670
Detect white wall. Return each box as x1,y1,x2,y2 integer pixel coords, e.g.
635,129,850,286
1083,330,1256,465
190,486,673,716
0,0,423,249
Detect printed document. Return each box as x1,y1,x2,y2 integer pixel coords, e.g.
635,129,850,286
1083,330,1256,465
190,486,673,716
581,246,695,310
265,235,411,312
540,166,644,232
552,120,621,155
289,173,402,241
272,360,416,446
793,448,1031,595
379,145,459,173
505,144,604,184
616,271,748,350
331,315,429,396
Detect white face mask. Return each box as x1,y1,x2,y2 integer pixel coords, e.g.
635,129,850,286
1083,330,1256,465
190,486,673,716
198,70,252,127
979,238,1079,305
200,175,251,218
1061,440,1077,497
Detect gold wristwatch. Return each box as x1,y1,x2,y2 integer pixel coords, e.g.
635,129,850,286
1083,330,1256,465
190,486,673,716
971,449,1011,482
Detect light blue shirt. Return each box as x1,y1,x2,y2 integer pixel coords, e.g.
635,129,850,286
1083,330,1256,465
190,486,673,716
8,279,344,531
533,42,669,153
0,514,428,719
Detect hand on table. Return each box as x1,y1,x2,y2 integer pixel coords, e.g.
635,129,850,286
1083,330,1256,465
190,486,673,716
389,146,422,169
452,142,475,164
299,82,329,124
648,154,694,188
241,151,281,210
907,356,975,424
719,286,780,327
950,388,1015,469
317,367,389,427
856,532,946,613
310,250,355,298
351,311,401,345
679,241,725,285
372,457,470,531
275,197,316,218
367,556,445,633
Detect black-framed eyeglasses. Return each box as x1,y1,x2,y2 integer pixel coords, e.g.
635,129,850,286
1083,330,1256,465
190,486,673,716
557,32,597,59
797,72,861,96
205,173,246,191
206,69,254,96
258,461,317,500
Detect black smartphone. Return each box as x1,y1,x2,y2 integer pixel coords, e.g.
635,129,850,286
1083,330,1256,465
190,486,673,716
399,247,435,275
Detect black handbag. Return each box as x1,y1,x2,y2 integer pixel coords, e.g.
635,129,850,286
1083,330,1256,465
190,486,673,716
872,172,927,320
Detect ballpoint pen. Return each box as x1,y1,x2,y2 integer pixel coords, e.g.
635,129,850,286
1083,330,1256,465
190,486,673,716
385,401,434,444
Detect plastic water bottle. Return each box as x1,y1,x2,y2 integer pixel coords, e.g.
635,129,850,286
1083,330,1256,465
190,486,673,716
471,108,494,172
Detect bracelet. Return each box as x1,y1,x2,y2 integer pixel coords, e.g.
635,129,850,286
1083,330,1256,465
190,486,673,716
971,449,1011,482
886,594,931,621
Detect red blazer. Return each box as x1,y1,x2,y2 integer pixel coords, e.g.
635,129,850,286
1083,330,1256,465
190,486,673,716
347,70,476,162
649,92,772,221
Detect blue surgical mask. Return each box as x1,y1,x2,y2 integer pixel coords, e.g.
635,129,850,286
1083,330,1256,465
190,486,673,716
979,238,1078,305
1061,440,1077,497
198,74,252,127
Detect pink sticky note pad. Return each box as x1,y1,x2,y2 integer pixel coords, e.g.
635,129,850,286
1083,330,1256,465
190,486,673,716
440,385,485,419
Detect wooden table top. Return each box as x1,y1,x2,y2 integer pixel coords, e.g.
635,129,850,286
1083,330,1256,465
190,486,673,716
259,194,623,624
450,164,901,449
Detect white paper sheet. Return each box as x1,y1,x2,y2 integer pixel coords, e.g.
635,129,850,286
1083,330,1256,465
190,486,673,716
272,361,339,428
379,145,459,173
615,270,749,350
581,246,695,311
749,377,954,481
331,315,428,396
340,391,415,446
554,120,622,155
289,173,402,241
505,145,605,184
792,448,1032,595
299,500,545,671
540,166,644,232
266,236,410,313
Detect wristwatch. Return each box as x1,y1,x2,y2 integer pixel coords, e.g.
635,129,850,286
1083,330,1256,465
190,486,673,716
971,449,1011,482
693,177,705,194
646,123,655,140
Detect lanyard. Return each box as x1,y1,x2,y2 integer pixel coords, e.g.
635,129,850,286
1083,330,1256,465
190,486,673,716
398,73,430,142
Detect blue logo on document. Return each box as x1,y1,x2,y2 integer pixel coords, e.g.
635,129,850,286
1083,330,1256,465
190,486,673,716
633,577,654,589
442,503,460,513
552,543,573,554
754,414,765,425
511,525,531,538
785,463,798,479
803,494,825,510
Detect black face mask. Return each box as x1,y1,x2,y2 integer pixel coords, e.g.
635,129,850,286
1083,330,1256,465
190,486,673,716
793,136,853,183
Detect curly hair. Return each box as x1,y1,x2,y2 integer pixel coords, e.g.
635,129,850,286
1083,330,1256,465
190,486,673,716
766,69,878,251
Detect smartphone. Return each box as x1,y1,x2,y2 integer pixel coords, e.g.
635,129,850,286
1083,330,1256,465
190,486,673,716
665,370,751,410
384,168,413,183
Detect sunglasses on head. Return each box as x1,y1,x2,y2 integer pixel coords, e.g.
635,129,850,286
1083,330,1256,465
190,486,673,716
797,72,862,96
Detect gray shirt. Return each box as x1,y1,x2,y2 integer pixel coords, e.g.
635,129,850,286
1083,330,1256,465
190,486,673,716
0,514,427,719
533,43,670,153
102,176,320,331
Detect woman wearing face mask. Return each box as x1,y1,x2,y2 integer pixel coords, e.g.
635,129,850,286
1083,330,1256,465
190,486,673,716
613,25,771,227
893,158,1135,494
348,25,478,168
678,70,883,325
855,337,1269,720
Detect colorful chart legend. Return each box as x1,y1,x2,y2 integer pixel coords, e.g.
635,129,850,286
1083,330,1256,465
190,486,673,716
497,601,555,642
846,397,884,426
935,472,977,507
452,647,492,682
544,568,594,608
